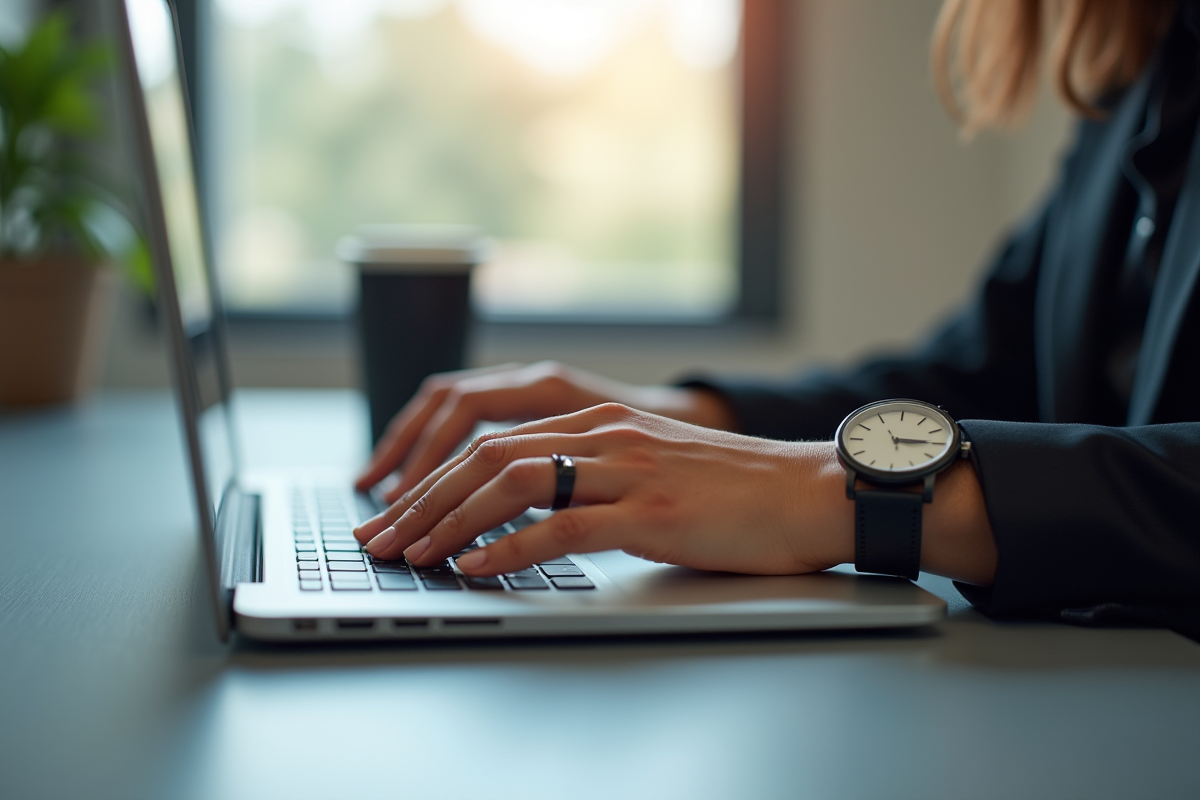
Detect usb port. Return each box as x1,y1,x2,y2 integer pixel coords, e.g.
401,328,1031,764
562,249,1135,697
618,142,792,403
392,619,429,629
293,619,318,632
335,619,375,630
442,618,501,627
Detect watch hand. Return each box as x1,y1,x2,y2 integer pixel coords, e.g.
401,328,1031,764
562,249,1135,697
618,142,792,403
894,437,933,444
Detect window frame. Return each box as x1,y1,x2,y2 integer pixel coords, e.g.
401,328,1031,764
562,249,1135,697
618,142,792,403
176,0,789,330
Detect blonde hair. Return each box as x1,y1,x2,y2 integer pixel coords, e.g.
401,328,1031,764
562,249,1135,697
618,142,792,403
932,0,1176,135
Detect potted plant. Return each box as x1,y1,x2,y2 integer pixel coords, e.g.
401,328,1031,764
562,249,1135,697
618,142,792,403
0,11,149,407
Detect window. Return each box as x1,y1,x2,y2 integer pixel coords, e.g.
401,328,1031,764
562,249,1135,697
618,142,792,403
191,0,785,323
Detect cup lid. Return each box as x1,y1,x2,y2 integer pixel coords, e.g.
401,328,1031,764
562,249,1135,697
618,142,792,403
337,224,489,272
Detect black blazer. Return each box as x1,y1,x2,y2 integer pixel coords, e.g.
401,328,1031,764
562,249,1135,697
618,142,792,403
693,59,1200,635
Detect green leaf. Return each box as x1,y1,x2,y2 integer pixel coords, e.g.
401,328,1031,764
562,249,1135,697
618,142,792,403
0,9,143,272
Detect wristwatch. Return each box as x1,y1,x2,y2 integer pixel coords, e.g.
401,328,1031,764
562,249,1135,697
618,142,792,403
834,399,971,580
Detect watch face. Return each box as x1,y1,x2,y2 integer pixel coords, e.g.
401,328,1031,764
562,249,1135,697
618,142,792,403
836,400,958,480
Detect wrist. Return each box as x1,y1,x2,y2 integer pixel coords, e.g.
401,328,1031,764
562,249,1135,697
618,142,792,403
780,442,855,571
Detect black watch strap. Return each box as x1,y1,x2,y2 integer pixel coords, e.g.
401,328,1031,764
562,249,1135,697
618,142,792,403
854,490,923,580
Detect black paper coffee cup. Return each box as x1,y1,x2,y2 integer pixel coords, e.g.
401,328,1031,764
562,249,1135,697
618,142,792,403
338,225,487,445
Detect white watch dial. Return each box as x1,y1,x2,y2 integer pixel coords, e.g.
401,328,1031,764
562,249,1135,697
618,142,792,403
840,402,954,474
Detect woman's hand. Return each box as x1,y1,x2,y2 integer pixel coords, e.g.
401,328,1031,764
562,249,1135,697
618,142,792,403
354,361,737,503
353,403,852,578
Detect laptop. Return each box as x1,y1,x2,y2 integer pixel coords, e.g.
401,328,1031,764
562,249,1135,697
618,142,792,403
116,0,945,642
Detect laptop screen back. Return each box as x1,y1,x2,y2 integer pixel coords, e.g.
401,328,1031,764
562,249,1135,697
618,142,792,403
123,0,236,536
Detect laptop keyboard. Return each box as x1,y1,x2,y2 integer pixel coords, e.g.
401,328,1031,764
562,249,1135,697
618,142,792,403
292,487,595,593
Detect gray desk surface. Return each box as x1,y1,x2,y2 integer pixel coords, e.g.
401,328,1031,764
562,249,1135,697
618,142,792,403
2,390,1198,800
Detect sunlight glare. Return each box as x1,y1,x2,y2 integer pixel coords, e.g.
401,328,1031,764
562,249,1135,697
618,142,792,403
456,0,648,78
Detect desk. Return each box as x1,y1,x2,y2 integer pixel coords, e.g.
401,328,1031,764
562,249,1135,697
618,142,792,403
2,391,1198,800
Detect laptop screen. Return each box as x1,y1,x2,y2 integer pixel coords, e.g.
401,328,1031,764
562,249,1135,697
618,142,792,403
124,0,236,526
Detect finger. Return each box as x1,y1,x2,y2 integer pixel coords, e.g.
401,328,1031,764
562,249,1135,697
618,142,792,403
385,394,620,503
354,388,447,491
405,453,627,566
454,505,624,576
354,442,478,543
367,429,612,561
384,395,483,502
358,405,627,543
355,364,522,491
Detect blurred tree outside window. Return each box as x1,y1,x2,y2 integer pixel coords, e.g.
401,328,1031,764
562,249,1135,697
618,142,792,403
207,0,740,319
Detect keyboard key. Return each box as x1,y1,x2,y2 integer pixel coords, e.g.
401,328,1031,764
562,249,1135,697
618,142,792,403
325,552,364,562
377,573,417,590
372,563,410,574
323,542,363,552
297,561,320,571
505,568,539,579
478,526,511,543
416,566,456,578
327,561,367,572
355,494,381,523
331,582,372,591
420,577,462,590
299,580,323,591
295,545,317,553
293,535,315,544
463,575,504,591
551,577,595,590
296,553,320,561
538,556,575,566
540,564,584,577
507,576,549,590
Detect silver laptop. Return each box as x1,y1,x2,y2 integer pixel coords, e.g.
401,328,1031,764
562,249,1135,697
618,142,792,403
116,0,945,642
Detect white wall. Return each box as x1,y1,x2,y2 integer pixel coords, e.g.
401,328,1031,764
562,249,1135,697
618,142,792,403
99,0,1073,391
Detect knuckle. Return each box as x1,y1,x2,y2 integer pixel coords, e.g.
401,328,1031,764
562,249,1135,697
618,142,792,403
591,402,634,423
531,359,567,379
464,432,494,457
473,436,514,467
531,361,573,398
440,504,466,536
550,511,589,548
500,459,543,494
406,493,432,522
418,373,451,396
639,490,678,526
603,423,655,451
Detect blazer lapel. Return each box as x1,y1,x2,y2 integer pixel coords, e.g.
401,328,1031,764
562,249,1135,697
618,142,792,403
1036,72,1152,423
1127,122,1200,425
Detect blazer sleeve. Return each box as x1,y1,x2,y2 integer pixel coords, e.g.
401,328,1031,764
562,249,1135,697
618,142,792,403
956,420,1200,637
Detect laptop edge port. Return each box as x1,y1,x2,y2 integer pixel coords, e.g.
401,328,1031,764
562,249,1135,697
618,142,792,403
442,618,502,627
335,619,375,631
392,618,430,629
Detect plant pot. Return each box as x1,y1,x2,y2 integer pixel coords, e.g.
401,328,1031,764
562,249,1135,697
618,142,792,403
0,255,117,407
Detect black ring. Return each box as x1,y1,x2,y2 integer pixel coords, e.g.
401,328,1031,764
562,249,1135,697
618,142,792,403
550,454,575,510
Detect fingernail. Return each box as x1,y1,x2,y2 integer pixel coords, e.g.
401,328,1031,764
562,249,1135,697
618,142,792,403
366,526,398,555
404,535,431,562
455,548,487,571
